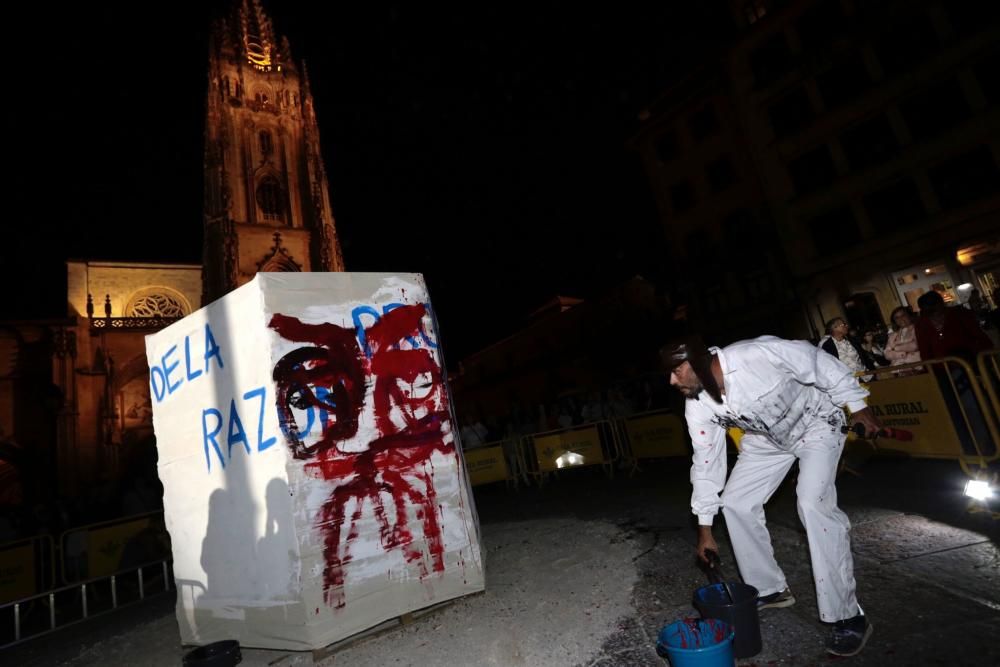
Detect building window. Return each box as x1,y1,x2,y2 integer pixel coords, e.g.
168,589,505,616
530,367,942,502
750,32,795,89
744,1,768,25
684,229,712,262
671,182,696,213
788,145,838,196
689,106,719,142
871,10,939,78
256,176,285,222
655,132,679,163
706,156,736,192
840,114,899,171
943,3,1000,38
806,205,862,258
126,291,189,318
815,55,872,110
767,88,815,138
973,49,1000,106
928,146,1000,210
722,209,759,248
702,285,730,315
796,0,851,52
899,79,972,142
744,269,774,303
862,178,925,234
259,130,273,156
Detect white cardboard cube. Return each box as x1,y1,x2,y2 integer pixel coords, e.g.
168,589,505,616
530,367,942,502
145,273,484,650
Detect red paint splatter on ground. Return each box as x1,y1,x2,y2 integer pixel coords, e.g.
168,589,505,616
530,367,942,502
270,306,454,608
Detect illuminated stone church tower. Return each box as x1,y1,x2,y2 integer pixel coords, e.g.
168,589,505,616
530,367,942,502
202,0,345,303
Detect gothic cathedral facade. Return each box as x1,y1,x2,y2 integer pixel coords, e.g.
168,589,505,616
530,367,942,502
0,0,344,500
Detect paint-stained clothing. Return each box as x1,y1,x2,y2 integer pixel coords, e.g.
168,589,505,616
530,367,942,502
685,336,868,622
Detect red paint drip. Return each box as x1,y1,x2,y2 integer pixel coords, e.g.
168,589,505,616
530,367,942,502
271,307,454,608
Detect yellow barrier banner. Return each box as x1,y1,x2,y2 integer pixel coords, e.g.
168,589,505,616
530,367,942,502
533,426,605,472
464,445,509,486
0,543,35,604
625,413,687,458
865,372,963,459
87,517,151,578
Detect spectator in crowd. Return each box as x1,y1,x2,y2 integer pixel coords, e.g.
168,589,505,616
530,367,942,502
915,290,994,456
556,399,575,430
605,387,632,418
818,318,876,379
484,415,504,442
637,379,656,413
915,290,993,364
581,391,604,423
459,415,489,449
883,307,921,373
860,330,889,367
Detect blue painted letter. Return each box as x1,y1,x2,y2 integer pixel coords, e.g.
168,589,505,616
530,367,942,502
202,408,225,471
150,365,167,403
184,334,202,382
204,323,224,373
161,346,182,395
243,386,277,452
227,398,251,458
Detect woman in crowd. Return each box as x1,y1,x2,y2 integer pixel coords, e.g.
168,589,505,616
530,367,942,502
883,306,921,373
861,329,889,367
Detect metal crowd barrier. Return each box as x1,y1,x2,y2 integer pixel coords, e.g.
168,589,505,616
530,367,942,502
0,558,172,649
59,511,169,585
517,419,624,486
0,535,56,606
462,439,521,490
613,409,688,475
866,355,1000,477
460,412,694,488
976,349,1000,430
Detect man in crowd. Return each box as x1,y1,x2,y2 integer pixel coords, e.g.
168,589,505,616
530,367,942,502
818,317,876,378
914,290,992,364
915,290,995,455
662,335,880,657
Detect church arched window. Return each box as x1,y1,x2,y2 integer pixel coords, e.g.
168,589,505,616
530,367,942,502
125,289,190,318
256,176,285,223
259,130,273,156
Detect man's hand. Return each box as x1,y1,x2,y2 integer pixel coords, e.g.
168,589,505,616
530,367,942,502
850,407,882,438
696,525,718,564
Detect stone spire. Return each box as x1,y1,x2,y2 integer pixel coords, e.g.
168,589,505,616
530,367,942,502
202,0,345,304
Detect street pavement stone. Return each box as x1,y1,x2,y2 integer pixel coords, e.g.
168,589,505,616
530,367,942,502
4,458,998,665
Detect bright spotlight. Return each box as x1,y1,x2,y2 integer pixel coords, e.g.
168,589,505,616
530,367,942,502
555,452,585,469
964,480,993,501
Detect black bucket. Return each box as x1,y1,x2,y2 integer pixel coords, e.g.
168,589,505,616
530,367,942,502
182,640,242,667
693,582,761,659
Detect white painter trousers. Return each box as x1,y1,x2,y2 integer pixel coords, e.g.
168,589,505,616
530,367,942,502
721,429,860,622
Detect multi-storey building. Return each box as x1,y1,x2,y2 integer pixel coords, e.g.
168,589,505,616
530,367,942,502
630,63,804,342
635,0,1000,339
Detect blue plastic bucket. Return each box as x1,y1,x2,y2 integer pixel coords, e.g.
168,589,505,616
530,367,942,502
655,618,734,666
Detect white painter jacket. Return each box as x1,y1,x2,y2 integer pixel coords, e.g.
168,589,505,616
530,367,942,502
685,336,869,526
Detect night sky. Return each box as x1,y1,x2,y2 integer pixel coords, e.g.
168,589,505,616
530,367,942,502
8,1,734,361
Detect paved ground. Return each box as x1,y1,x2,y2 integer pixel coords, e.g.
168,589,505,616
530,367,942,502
5,454,999,666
